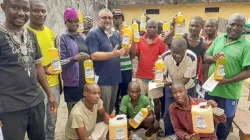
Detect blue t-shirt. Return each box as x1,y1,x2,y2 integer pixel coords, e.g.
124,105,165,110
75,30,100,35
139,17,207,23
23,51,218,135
86,28,122,85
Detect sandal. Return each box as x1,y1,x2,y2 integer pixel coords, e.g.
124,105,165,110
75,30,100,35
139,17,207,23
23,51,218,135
157,128,165,138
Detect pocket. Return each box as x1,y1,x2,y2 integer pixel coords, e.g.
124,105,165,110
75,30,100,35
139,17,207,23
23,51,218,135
225,99,238,117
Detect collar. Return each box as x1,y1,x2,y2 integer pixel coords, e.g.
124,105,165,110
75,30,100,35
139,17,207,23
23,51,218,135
142,33,159,44
66,30,80,36
223,33,246,43
128,94,142,104
98,27,114,37
174,96,194,111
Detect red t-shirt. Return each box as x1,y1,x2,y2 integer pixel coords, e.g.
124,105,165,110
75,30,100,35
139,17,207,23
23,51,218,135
136,34,167,79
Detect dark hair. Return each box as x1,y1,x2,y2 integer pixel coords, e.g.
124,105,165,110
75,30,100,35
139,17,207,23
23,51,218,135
191,16,203,24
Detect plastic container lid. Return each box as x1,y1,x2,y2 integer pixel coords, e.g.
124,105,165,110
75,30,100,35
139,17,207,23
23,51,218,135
192,101,197,105
220,52,225,57
177,12,182,16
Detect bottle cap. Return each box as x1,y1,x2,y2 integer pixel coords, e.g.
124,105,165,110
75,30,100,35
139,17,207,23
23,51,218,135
191,101,197,105
109,114,115,118
177,12,182,16
220,52,225,57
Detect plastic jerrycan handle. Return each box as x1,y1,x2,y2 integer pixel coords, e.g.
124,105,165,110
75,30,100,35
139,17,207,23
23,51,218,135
115,114,126,120
198,102,208,108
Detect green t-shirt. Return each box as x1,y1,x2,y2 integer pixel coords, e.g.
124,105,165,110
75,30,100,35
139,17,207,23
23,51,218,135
119,94,153,118
206,34,250,99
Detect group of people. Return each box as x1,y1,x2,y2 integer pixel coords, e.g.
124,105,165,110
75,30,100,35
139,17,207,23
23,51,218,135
0,0,250,140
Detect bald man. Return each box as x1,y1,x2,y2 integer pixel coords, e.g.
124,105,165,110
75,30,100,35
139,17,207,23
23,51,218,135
204,13,250,139
65,83,109,140
169,81,226,140
130,19,167,137
161,38,197,138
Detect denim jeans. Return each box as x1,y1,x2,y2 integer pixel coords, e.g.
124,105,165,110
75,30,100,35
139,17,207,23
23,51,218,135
115,69,132,113
44,84,61,140
164,86,195,136
205,93,238,140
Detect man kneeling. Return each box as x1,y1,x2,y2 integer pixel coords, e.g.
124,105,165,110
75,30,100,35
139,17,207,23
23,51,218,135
65,83,109,140
169,81,226,140
119,81,160,139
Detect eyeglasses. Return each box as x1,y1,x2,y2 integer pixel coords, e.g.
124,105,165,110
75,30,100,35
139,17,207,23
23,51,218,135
99,16,113,20
67,19,79,24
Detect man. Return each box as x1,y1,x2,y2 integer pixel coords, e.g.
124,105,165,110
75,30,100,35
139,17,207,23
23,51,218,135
27,1,61,140
86,8,126,115
161,38,197,139
204,13,250,140
112,9,133,113
65,83,109,140
203,19,218,81
83,16,93,36
120,81,160,139
204,19,218,49
130,19,167,137
0,0,56,140
186,16,208,83
169,81,226,140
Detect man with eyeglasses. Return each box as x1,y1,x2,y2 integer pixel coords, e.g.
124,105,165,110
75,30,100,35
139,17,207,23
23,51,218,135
204,13,250,140
59,8,89,116
86,8,127,115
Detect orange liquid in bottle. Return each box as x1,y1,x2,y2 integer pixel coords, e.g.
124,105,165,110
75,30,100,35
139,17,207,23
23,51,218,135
214,53,226,80
84,59,95,83
154,56,165,84
174,12,185,38
48,47,62,74
129,106,150,129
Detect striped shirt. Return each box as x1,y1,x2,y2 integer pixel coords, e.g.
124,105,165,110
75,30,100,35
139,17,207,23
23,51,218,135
120,55,132,71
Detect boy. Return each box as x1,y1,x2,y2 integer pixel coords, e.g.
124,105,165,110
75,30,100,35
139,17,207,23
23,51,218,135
120,81,160,139
169,81,226,140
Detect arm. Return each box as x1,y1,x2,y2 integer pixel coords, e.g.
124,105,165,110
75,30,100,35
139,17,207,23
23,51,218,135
129,41,136,59
36,63,56,112
76,127,90,140
59,37,77,69
98,107,109,124
202,43,209,81
219,66,250,85
164,30,174,45
169,106,191,140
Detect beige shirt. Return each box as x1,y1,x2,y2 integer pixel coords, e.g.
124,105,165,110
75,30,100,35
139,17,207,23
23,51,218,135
162,49,197,89
65,99,103,139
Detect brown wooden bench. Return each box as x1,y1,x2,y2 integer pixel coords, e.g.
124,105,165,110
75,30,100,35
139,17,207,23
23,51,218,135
244,78,250,101
233,108,250,140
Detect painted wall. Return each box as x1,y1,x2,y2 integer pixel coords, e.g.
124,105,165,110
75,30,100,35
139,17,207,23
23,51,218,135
112,2,250,31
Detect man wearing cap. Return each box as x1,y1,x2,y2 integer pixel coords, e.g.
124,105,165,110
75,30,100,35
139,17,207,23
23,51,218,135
112,9,133,113
86,8,127,115
59,8,89,115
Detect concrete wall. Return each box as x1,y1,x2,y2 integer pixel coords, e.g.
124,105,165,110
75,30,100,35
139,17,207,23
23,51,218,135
0,0,108,35
112,2,250,32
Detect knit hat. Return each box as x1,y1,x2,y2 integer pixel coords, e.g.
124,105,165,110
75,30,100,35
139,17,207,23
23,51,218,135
84,16,93,25
64,8,79,21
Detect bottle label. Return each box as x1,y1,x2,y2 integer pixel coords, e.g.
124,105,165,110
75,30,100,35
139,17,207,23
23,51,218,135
85,67,94,79
134,30,140,39
155,70,164,82
51,58,62,71
175,24,185,36
196,115,207,129
134,111,143,124
116,128,125,139
217,65,225,76
122,36,130,45
140,21,146,29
